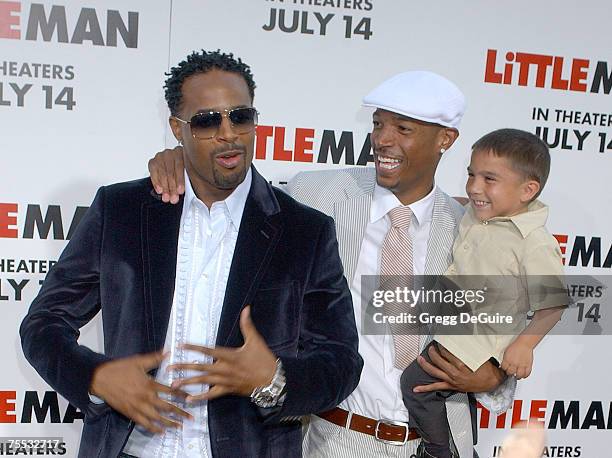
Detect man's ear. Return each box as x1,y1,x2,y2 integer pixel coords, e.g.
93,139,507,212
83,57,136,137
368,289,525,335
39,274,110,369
169,116,183,144
438,127,460,152
521,180,541,203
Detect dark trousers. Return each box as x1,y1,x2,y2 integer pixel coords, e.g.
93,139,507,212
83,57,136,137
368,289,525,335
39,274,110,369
400,342,454,458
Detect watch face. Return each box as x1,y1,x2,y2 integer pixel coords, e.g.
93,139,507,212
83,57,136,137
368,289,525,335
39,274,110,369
255,393,275,408
262,387,276,396
259,388,277,404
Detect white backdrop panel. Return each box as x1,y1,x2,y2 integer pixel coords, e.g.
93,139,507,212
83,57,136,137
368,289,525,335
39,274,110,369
1,0,610,456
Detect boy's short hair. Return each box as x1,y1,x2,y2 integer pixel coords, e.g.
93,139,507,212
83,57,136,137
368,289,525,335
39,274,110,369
472,128,550,199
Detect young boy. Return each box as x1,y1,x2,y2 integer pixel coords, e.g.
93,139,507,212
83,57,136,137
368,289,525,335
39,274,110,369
400,129,567,458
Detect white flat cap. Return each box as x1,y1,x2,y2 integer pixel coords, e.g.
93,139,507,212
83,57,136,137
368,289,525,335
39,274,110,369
362,71,466,129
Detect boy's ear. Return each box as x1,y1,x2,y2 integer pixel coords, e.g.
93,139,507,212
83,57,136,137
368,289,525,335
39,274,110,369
521,180,541,203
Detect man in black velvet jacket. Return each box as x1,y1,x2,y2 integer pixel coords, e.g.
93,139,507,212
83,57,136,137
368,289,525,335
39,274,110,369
20,50,362,458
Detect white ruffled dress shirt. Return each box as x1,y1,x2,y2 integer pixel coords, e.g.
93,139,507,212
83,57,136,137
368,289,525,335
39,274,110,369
123,168,251,457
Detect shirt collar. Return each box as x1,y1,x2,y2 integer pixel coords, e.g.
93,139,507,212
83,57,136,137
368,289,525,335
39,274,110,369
184,167,252,230
465,199,549,238
370,183,436,227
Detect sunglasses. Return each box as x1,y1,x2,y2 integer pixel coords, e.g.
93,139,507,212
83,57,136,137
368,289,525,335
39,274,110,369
173,107,259,140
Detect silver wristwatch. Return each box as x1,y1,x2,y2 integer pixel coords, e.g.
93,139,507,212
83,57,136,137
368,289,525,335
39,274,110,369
250,359,287,408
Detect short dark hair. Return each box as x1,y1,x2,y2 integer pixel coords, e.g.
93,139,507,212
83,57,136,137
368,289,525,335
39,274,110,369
164,49,256,116
472,128,550,199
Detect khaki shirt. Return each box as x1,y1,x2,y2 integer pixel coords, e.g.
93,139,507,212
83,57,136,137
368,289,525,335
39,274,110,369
436,200,567,371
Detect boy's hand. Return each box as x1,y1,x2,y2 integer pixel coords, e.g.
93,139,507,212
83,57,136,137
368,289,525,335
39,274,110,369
501,341,534,380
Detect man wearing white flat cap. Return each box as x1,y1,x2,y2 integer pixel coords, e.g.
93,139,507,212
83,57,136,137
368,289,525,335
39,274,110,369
289,71,512,458
147,70,513,457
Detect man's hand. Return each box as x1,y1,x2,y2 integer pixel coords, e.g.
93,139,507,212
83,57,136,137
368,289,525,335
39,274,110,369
148,146,185,204
500,341,533,380
413,344,505,393
168,306,277,402
499,421,545,458
90,351,192,434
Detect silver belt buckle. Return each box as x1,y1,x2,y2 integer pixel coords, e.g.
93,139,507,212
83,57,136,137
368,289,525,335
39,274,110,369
374,418,409,446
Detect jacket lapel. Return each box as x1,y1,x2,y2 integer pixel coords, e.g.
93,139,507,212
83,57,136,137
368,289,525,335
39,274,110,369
141,193,183,352
216,168,282,347
420,188,459,352
330,169,376,284
424,188,457,275
333,195,371,284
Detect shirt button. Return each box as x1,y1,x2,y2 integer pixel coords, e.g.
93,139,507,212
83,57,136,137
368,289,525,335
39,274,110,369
202,273,208,279
206,230,212,237
463,244,469,250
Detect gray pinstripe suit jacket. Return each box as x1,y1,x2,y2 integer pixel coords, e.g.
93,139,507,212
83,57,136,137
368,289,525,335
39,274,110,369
287,167,477,457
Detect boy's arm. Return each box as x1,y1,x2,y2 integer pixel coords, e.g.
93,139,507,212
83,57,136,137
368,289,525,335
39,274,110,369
501,232,569,379
512,306,565,350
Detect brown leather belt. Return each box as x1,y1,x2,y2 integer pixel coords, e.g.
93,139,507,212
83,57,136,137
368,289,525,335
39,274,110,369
317,407,420,445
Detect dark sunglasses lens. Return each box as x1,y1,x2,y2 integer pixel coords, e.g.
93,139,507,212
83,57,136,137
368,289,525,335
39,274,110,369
190,112,221,138
229,108,257,130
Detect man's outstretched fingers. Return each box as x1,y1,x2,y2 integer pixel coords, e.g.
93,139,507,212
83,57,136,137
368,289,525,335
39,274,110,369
189,385,232,402
138,401,180,430
151,398,193,424
180,343,236,362
133,412,164,435
139,350,167,370
152,380,189,399
239,306,260,343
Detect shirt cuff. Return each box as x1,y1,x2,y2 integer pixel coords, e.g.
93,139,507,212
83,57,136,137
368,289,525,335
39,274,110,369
475,376,516,415
88,393,105,405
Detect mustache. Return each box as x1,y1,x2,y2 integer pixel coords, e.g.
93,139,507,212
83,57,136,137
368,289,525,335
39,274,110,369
212,144,246,156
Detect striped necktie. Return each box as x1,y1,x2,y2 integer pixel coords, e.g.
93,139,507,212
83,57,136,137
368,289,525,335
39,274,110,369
380,206,420,369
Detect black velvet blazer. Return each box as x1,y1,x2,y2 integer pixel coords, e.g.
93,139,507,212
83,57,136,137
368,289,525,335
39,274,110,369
20,166,362,458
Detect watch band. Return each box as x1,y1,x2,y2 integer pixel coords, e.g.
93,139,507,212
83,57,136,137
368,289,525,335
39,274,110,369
250,358,286,408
